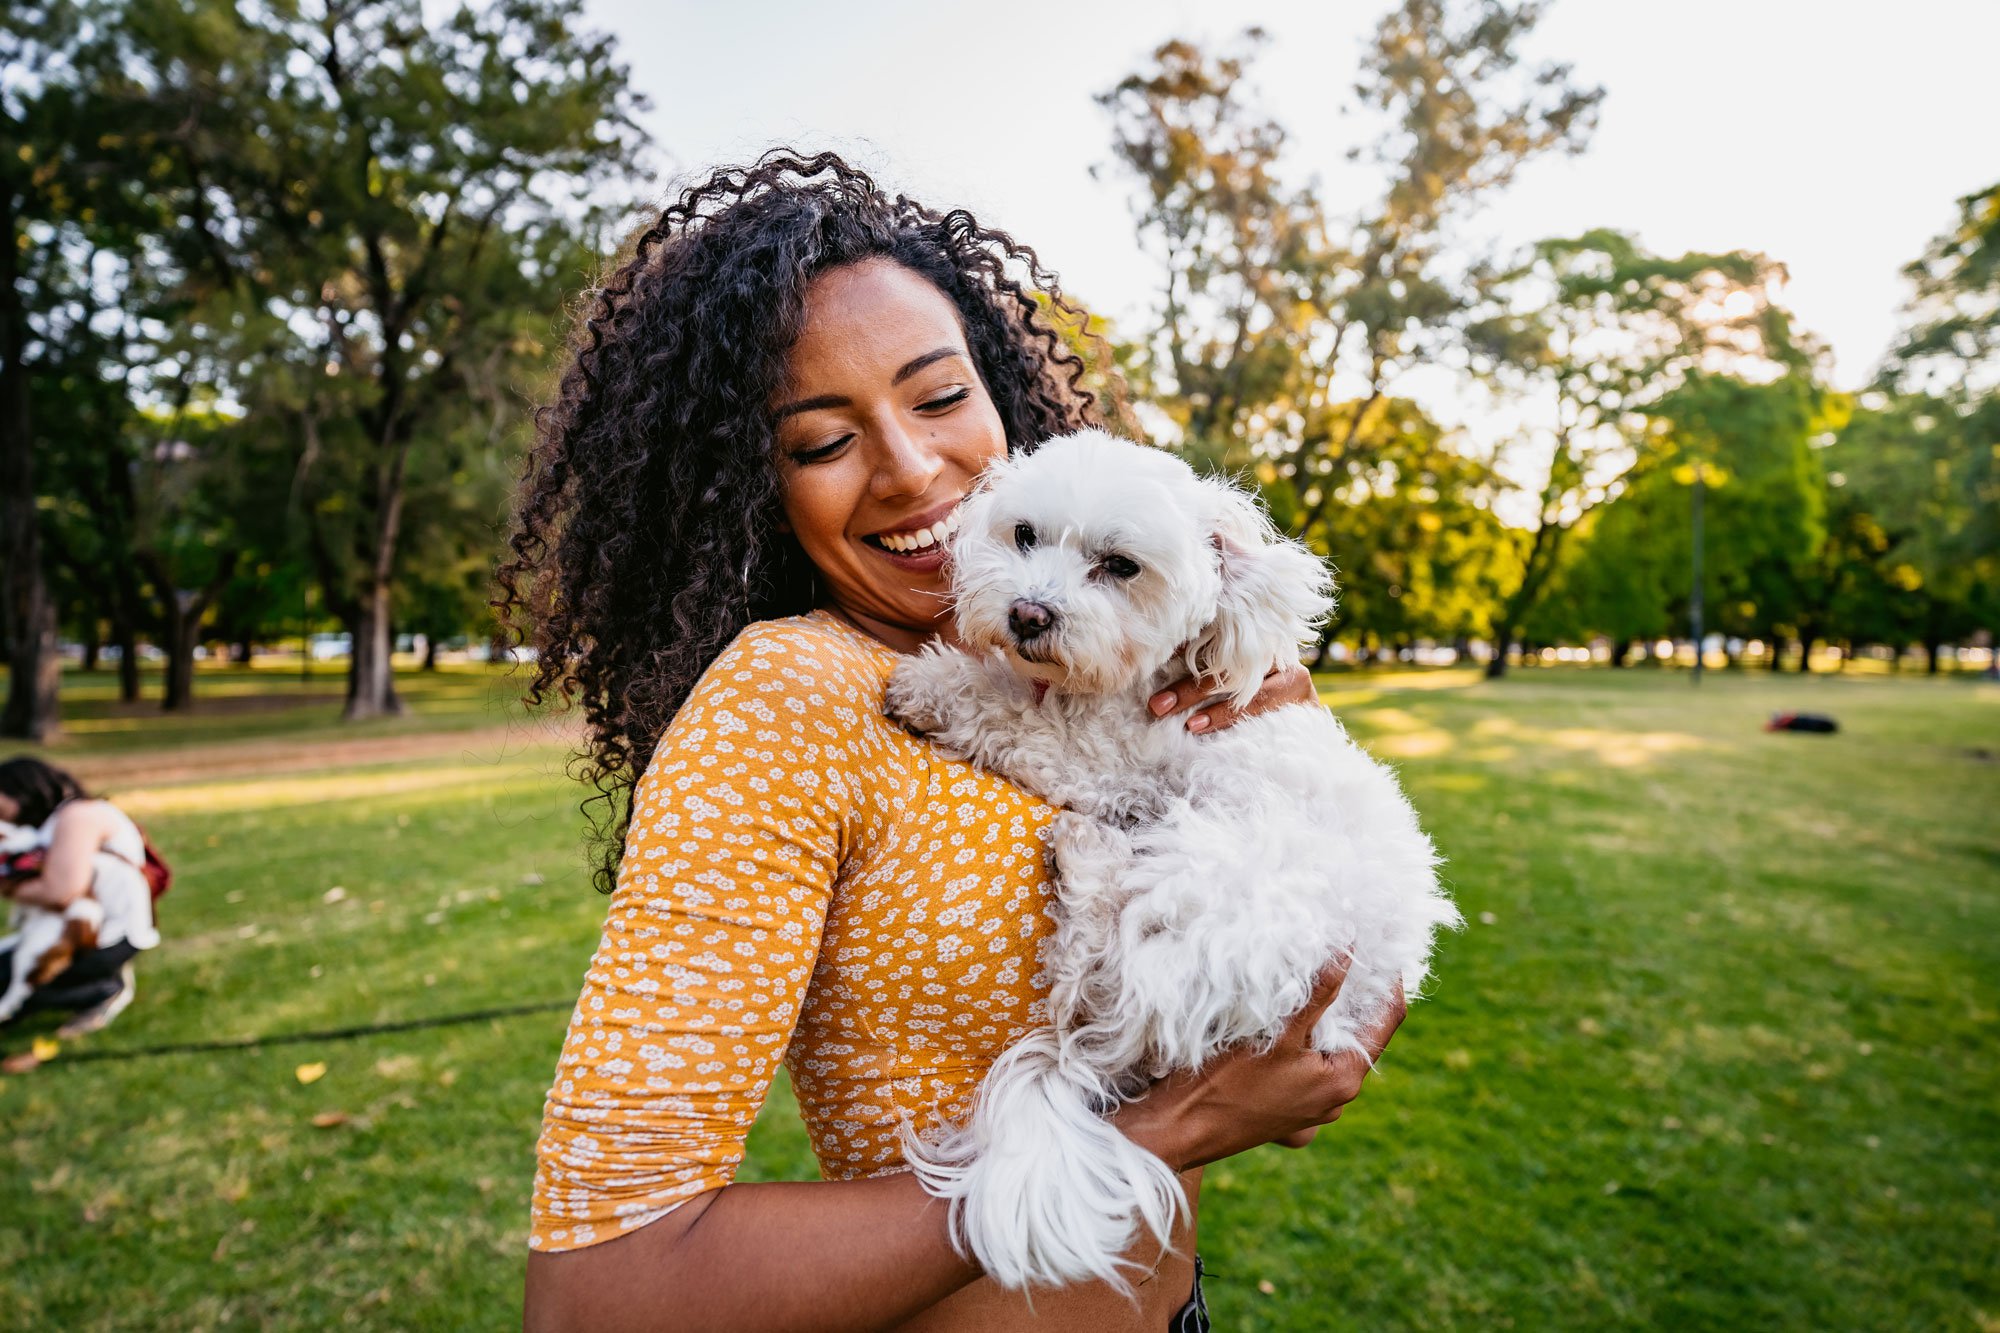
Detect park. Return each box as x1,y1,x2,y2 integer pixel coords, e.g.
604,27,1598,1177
1,655,1994,1328
4,0,1997,1329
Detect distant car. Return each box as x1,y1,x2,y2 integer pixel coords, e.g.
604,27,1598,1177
309,633,352,661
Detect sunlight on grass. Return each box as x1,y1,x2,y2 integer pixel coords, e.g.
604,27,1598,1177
117,760,569,818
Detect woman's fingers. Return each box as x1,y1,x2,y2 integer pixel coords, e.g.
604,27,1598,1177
1358,984,1408,1063
1293,959,1350,1036
1150,661,1317,733
1147,673,1220,719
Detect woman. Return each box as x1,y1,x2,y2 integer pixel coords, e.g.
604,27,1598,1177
503,152,1404,1332
0,757,159,1036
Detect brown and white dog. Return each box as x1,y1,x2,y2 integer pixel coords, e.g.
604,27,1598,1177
0,821,109,1023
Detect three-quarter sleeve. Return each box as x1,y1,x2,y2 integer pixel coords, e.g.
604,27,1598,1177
530,624,868,1251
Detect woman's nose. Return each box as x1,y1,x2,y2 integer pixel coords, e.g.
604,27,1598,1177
868,416,946,500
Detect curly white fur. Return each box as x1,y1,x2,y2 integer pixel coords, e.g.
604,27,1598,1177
884,430,1460,1291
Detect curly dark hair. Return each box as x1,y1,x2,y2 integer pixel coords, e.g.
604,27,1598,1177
496,150,1117,892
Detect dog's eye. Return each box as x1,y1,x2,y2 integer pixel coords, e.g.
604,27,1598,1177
1014,522,1037,552
1099,554,1141,581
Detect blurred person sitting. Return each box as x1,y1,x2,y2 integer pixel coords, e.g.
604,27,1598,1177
0,757,160,1036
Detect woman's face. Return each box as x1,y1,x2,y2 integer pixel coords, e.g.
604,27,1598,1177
773,258,1008,652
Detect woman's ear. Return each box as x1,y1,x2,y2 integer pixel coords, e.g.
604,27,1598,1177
1188,484,1336,710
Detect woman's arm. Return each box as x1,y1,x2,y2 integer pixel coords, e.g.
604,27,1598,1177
524,960,1398,1333
10,801,110,910
525,1172,979,1333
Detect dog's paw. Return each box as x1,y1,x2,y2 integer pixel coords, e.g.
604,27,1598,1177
883,651,965,736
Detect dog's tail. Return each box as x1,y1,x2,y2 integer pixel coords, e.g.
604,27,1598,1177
901,1027,1187,1292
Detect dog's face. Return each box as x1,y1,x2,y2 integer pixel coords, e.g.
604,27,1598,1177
948,431,1334,705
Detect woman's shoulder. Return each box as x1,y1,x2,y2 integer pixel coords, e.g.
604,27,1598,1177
49,798,136,845
705,611,896,703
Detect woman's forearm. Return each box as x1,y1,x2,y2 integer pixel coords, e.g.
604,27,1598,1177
523,1171,982,1333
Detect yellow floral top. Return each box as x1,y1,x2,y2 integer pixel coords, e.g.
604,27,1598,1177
530,610,1057,1251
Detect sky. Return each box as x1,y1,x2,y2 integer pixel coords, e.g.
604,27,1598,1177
578,0,1999,425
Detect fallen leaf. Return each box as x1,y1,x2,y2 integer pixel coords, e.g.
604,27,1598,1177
1258,1279,1276,1295
520,872,544,886
32,1036,59,1061
295,1061,328,1085
311,1110,350,1129
323,886,347,904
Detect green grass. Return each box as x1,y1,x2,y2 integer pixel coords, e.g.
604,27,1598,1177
1,666,1995,1329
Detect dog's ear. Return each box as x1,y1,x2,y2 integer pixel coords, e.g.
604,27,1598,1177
1188,482,1335,710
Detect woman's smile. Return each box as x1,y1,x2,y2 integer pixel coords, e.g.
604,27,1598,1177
860,494,968,564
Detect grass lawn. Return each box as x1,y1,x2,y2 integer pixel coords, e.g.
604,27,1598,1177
1,662,1995,1329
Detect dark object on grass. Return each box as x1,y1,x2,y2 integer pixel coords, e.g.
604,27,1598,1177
1766,712,1839,734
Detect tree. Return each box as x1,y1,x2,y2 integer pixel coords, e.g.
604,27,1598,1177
92,0,645,718
1819,397,1995,672
1467,231,1810,676
1546,374,1828,668
1,2,100,739
1864,181,2000,668
1099,5,1601,538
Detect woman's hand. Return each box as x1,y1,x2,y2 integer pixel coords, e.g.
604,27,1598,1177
1111,961,1405,1171
1148,660,1318,734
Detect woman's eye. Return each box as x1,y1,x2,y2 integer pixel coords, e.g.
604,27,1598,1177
919,388,971,412
1014,522,1037,552
789,435,852,465
1099,554,1141,581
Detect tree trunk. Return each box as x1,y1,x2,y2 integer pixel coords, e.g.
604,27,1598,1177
1609,639,1632,668
143,553,239,712
0,183,59,740
232,633,254,665
1797,626,1820,675
81,617,101,673
1924,639,1943,676
159,595,197,712
421,632,439,672
343,578,404,719
1766,636,1786,672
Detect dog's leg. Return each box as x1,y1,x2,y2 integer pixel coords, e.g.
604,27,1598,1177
884,647,1099,803
0,909,65,1023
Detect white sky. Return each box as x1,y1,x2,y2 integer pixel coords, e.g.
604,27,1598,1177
580,0,1999,423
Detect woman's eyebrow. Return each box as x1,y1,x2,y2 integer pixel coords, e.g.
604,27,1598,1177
890,346,965,385
772,347,966,420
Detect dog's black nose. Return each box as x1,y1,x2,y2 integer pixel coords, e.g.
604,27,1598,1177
1008,599,1055,642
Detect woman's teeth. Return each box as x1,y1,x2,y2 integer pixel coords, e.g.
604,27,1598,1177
873,505,963,554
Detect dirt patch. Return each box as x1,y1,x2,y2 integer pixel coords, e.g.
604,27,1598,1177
90,691,350,719
67,722,578,791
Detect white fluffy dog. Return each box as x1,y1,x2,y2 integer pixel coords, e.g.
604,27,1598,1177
883,430,1460,1291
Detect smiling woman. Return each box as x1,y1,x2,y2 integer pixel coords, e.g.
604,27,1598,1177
497,150,1375,1333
